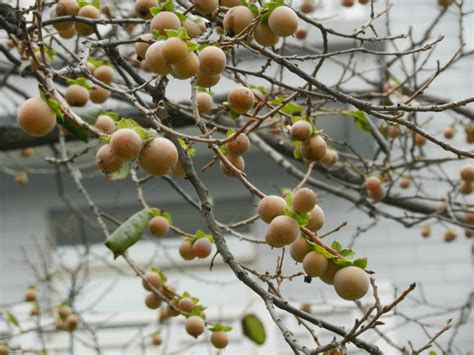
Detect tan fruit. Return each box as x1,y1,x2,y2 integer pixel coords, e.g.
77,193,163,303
333,266,369,301
197,92,213,114
152,333,162,346
89,85,110,104
421,225,430,238
185,316,205,337
266,215,299,248
300,0,315,13
76,5,100,37
136,33,154,60
227,134,250,155
139,137,178,176
50,9,75,32
58,25,77,39
290,121,312,141
258,195,287,223
65,314,79,331
220,154,245,176
31,303,40,316
15,172,28,186
56,0,79,17
162,37,189,65
295,28,307,40
110,128,143,161
94,65,114,83
465,229,473,238
178,297,195,313
215,25,225,35
399,176,410,189
145,293,162,309
414,133,427,147
145,41,172,75
56,318,66,331
460,164,474,182
306,205,325,231
211,330,229,349
142,271,162,291
387,125,401,139
198,46,226,75
300,135,327,161
96,144,123,174
0,345,8,355
460,180,473,195
369,188,385,201
268,6,298,37
172,161,186,178
21,147,35,158
444,229,457,242
289,237,311,262
220,0,241,7
192,238,213,258
165,303,180,317
179,240,196,260
183,19,203,38
300,303,311,313
443,127,454,139
359,0,369,4
228,87,254,114
197,72,220,87
66,84,89,107
438,0,454,7
57,305,70,320
293,188,317,214
151,11,181,36
223,6,254,36
87,62,96,73
320,261,340,285
254,22,279,47
302,251,328,277
365,176,381,192
18,98,56,137
149,216,170,237
320,150,338,167
341,0,355,7
135,0,158,19
95,115,116,133
465,211,474,224
161,282,176,298
193,0,218,15
25,288,37,302
172,52,200,79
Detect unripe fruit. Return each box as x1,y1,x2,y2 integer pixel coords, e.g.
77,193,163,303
183,19,203,38
302,251,328,277
172,52,200,79
149,216,170,237
414,133,427,147
197,72,220,87
421,225,430,238
145,293,162,309
254,22,279,47
341,0,355,6
289,237,311,262
198,46,226,75
193,0,218,15
228,87,254,114
178,297,195,313
320,150,338,167
135,33,154,60
333,266,369,301
76,5,100,37
399,176,410,189
56,1,78,16
65,314,79,331
15,172,28,186
162,37,189,65
152,333,162,346
211,330,229,349
300,0,315,13
223,6,254,36
258,195,286,223
135,0,158,19
192,238,213,258
443,127,454,139
227,134,250,156
320,261,340,285
306,205,325,231
220,154,245,176
444,229,457,242
0,345,8,355
300,135,327,161
290,121,312,141
185,316,205,338
58,25,77,39
460,164,474,182
94,65,114,84
145,41,172,75
110,128,143,161
25,288,37,302
18,98,56,137
197,92,213,114
66,84,89,107
142,271,162,291
266,215,299,248
369,188,385,201
95,115,116,133
268,6,298,37
96,144,123,174
179,240,196,260
89,85,110,104
460,181,473,195
220,0,241,7
292,188,317,214
365,176,381,192
139,137,178,176
151,12,180,36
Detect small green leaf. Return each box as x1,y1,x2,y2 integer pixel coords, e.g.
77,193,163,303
343,111,372,133
331,241,342,251
176,12,186,23
99,111,119,122
162,0,175,11
339,248,356,259
109,161,130,180
186,41,199,52
165,29,178,38
353,258,368,269
293,141,301,159
150,7,160,16
226,128,236,137
281,102,303,116
117,118,140,130
151,267,168,283
6,311,19,327
100,135,110,144
210,323,233,332
242,314,266,345
284,192,293,207
57,118,90,143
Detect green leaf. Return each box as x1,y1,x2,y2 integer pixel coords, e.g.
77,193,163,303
6,311,19,327
99,111,119,122
66,77,90,90
339,248,356,259
210,323,233,332
186,41,199,52
149,208,173,225
165,29,178,38
226,128,236,137
57,117,90,143
242,314,266,345
151,267,168,283
105,209,151,258
177,27,189,40
150,7,160,16
281,102,303,116
100,135,110,144
109,161,130,180
194,230,214,242
46,99,63,119
293,141,301,159
284,192,293,207
309,243,336,259
176,12,186,23
353,258,368,269
162,0,175,12
343,111,372,133
331,241,342,251
117,118,140,130
88,57,112,68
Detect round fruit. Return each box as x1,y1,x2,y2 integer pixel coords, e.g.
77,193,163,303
300,0,315,13
193,0,218,15
56,0,79,16
94,65,114,84
152,333,162,346
460,164,474,182
149,216,170,237
15,172,28,186
197,92,213,114
306,205,325,231
220,154,245,176
300,135,327,161
66,314,79,331
220,0,241,7
320,261,340,285
139,137,178,176
192,238,213,258
197,72,220,87
135,0,158,19
162,37,189,65
135,33,154,60
465,211,474,224
266,215,299,247
179,240,196,260
31,303,40,316
295,28,307,40
254,22,279,47
57,305,70,320
465,229,473,238
359,0,369,3
290,120,312,141
17,98,56,137
198,46,226,75
399,176,410,189
228,87,254,114
90,85,110,104
151,11,180,36
0,345,8,355
341,0,355,6
161,282,176,298
292,188,317,214
21,147,35,158
178,297,195,312
320,150,338,167
185,316,205,338
227,134,250,155
365,176,381,192
333,266,369,301
223,6,254,36
110,128,143,161
25,288,37,302
145,41,172,75
172,52,200,79
142,271,162,291
438,0,454,6
443,127,454,139
258,195,286,223
145,293,162,309
414,133,427,147
444,229,457,243
172,161,186,178
289,237,311,262
302,251,328,277
183,19,203,38
76,5,100,37
58,25,77,39
460,181,473,195
388,125,401,139
421,226,430,238
95,115,116,133
211,330,229,349
95,144,123,174
66,84,89,106
369,188,385,201
268,6,298,37
50,9,75,32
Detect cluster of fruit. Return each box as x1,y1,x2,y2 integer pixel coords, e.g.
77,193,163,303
341,0,370,7
220,130,251,177
49,0,100,39
66,64,114,106
460,164,474,195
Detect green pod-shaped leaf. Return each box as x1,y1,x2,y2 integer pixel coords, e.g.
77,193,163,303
105,209,151,258
241,313,266,345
